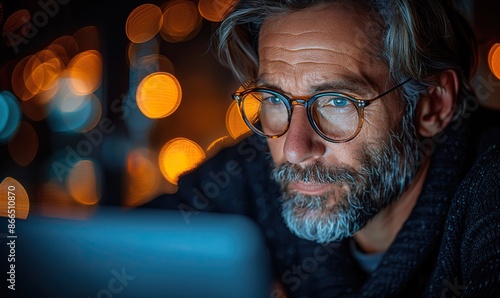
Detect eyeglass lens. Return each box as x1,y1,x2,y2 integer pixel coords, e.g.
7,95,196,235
241,90,360,141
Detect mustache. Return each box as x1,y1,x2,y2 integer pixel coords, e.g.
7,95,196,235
270,162,366,185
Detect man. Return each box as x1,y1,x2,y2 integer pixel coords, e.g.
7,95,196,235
146,0,500,296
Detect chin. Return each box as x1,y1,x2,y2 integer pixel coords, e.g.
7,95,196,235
280,191,364,244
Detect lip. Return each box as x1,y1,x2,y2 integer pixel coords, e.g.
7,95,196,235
288,182,332,196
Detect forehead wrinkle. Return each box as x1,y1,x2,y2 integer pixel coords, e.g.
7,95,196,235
259,42,378,74
259,30,338,48
259,59,380,95
259,29,366,54
259,45,362,61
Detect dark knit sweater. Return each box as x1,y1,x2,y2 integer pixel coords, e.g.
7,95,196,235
144,107,500,297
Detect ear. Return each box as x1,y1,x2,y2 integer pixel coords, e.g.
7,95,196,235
416,70,459,137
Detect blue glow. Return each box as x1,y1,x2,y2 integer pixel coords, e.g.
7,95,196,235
48,92,93,132
0,94,8,133
12,208,273,298
0,91,22,143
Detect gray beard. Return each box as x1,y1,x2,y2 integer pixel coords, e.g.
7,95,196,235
270,128,420,244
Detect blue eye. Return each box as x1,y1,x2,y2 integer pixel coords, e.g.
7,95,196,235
263,95,282,105
331,98,349,107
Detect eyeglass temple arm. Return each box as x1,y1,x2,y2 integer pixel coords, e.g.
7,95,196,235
358,78,411,107
372,78,412,100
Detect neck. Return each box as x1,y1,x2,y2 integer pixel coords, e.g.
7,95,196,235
353,158,430,254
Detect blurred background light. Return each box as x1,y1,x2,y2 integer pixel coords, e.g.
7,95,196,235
225,100,253,140
158,137,206,185
0,90,22,143
47,78,102,133
67,50,103,96
124,148,161,207
67,159,101,206
126,3,163,44
0,92,9,133
0,177,30,219
160,0,203,43
136,71,182,119
489,43,500,79
198,0,235,22
23,49,62,99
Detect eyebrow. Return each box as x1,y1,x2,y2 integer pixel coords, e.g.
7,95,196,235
254,75,379,98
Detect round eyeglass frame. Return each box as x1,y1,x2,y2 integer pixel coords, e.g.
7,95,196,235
232,78,411,143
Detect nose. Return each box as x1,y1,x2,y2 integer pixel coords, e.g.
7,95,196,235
282,105,326,165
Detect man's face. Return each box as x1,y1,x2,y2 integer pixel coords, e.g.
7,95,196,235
257,3,419,243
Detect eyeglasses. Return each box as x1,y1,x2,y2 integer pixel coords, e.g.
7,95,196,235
232,79,411,143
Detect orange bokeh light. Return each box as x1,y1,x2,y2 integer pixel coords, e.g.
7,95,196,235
158,138,206,185
161,0,203,43
67,160,101,206
489,43,500,80
12,51,62,102
24,50,63,97
66,50,103,96
0,177,30,219
126,4,163,44
136,72,182,119
225,99,255,140
125,149,160,207
198,0,235,22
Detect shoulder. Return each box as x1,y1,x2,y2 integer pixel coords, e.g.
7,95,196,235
447,108,500,246
460,144,500,200
449,144,500,296
450,106,500,205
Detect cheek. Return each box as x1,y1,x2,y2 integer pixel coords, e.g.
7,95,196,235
361,104,404,141
361,117,389,140
267,138,285,164
326,141,366,168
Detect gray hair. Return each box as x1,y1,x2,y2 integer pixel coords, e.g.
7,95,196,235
212,0,478,122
